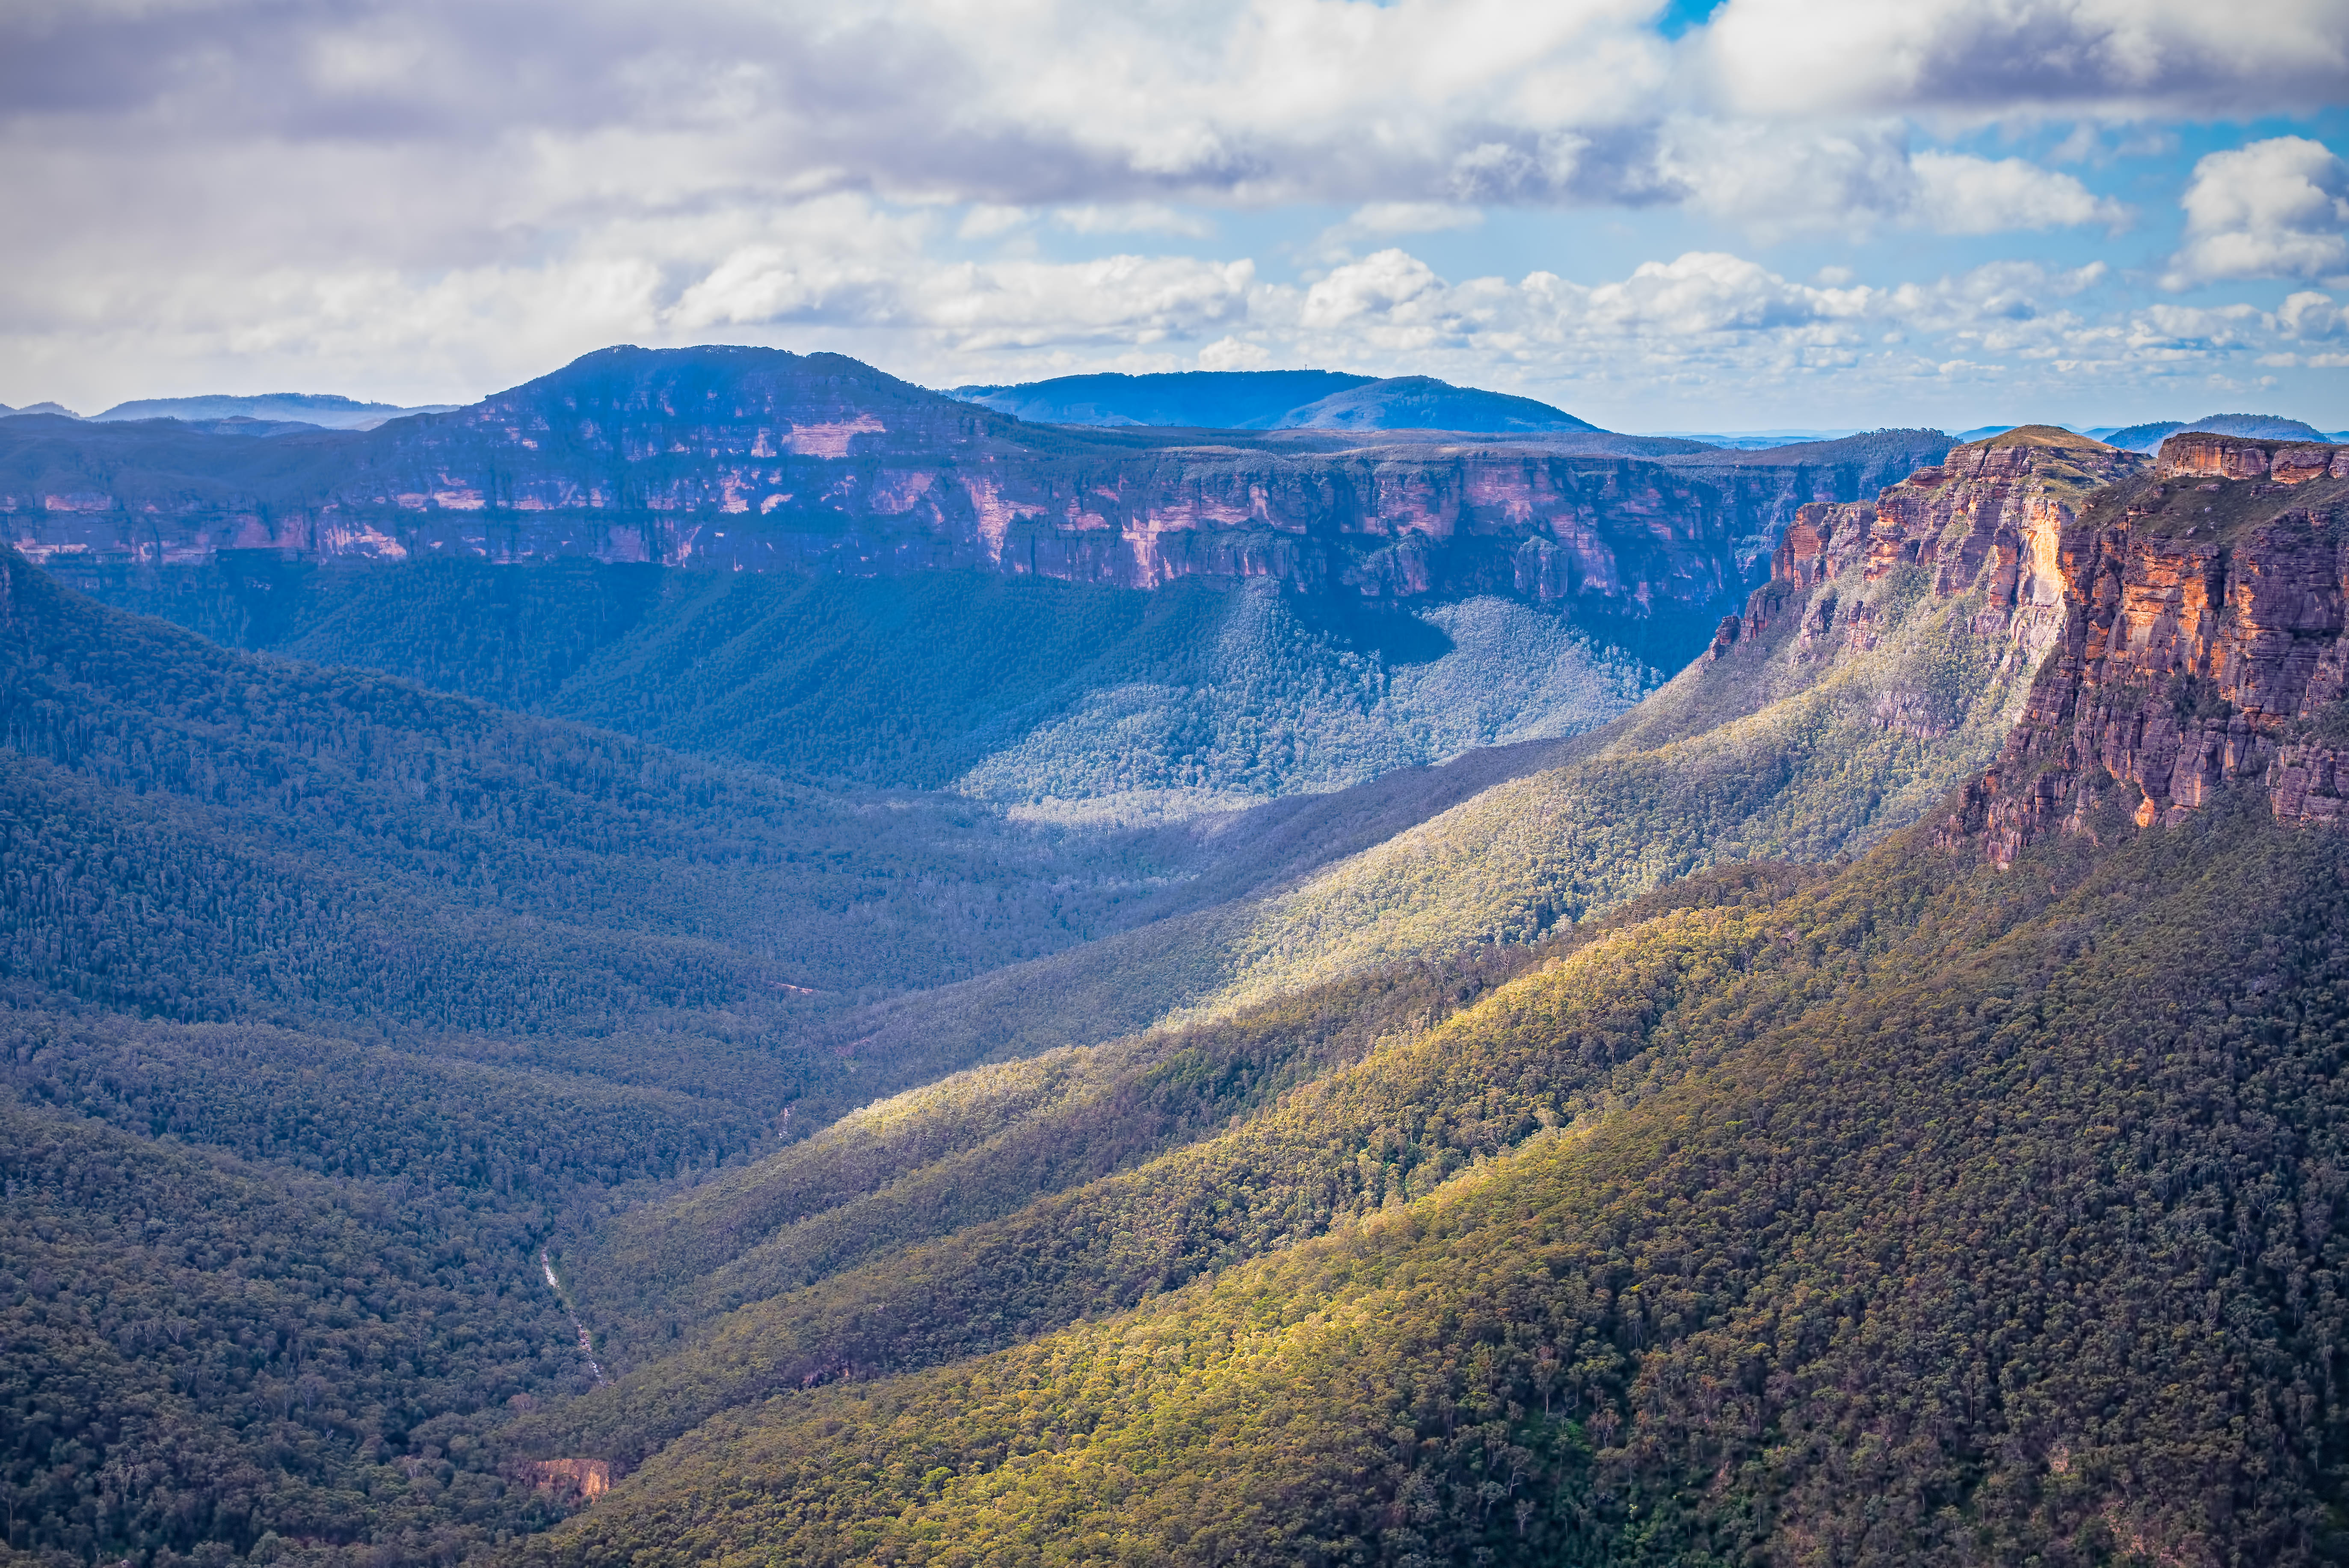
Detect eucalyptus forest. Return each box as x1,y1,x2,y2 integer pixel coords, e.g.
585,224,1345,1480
7,349,2349,1568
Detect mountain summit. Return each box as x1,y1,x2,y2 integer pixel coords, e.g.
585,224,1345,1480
951,368,1601,435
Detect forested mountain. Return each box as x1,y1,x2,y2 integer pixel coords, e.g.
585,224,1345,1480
75,561,1660,806
9,346,1938,689
523,790,2349,1566
949,370,1602,437
945,370,1379,429
11,419,2349,1568
4,344,1943,810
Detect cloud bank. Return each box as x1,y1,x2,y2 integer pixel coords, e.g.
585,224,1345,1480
2,0,2343,423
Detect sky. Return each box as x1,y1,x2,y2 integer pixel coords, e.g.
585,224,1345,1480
3,0,2347,432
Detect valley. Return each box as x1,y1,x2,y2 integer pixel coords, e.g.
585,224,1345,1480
6,349,2349,1568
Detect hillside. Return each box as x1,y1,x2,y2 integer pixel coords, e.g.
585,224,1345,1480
946,370,1376,428
0,542,1269,1068
518,786,2349,1567
77,561,1661,805
442,430,2154,1470
0,545,1294,1568
15,349,1946,809
1269,376,1600,435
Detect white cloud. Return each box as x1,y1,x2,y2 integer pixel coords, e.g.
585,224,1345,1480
1701,0,2349,120
0,0,2339,426
1909,153,2129,234
1054,205,1218,238
958,206,1034,240
2163,137,2349,288
1579,252,1872,334
1197,336,1273,371
2280,291,2345,340
1656,125,2123,238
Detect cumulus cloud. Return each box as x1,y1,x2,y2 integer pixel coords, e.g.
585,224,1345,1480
2279,291,2345,340
1701,0,2349,119
0,0,2339,423
0,0,2236,237
2163,136,2349,288
1656,128,2126,237
1908,153,2129,234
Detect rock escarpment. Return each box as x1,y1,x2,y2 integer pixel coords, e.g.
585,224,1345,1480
1713,426,2140,675
0,349,1939,651
0,347,1730,619
1942,434,2349,862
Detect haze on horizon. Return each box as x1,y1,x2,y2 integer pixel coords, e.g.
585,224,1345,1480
3,0,2346,432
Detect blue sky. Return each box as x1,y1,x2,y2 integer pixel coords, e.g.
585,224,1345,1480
3,0,2345,432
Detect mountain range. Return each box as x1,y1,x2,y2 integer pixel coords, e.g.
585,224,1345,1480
2,348,1952,806
0,393,461,431
6,346,2349,1568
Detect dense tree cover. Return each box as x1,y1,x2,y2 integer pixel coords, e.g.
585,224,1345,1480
513,867,1810,1467
67,560,1657,805
1,1011,769,1203
21,441,2336,1568
0,1092,589,1568
806,546,2043,1083
553,941,1560,1358
0,546,1216,1018
523,793,2349,1566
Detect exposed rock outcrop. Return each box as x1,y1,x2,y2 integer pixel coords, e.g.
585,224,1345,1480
1732,426,2141,665
1939,434,2349,862
521,1459,611,1502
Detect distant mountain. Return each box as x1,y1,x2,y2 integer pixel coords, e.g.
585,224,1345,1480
90,392,459,429
2094,413,2331,453
0,400,83,419
10,344,1909,676
1267,374,1601,434
949,370,1374,428
1646,429,1859,450
950,368,1603,435
164,415,339,437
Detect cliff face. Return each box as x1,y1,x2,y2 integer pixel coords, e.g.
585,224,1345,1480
1712,427,2142,672
1941,434,2349,863
0,347,1727,618
0,349,1933,646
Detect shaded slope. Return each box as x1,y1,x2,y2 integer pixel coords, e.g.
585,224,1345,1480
789,431,2136,1077
0,546,1220,1061
0,1093,588,1567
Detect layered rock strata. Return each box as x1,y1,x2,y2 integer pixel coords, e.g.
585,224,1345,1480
0,349,1933,640
1940,435,2349,862
1712,427,2141,673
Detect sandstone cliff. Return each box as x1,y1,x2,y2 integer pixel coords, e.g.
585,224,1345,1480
1939,433,2349,862
0,349,1937,647
1710,426,2142,676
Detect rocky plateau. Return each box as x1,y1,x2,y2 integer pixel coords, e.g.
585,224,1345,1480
1,347,1942,650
